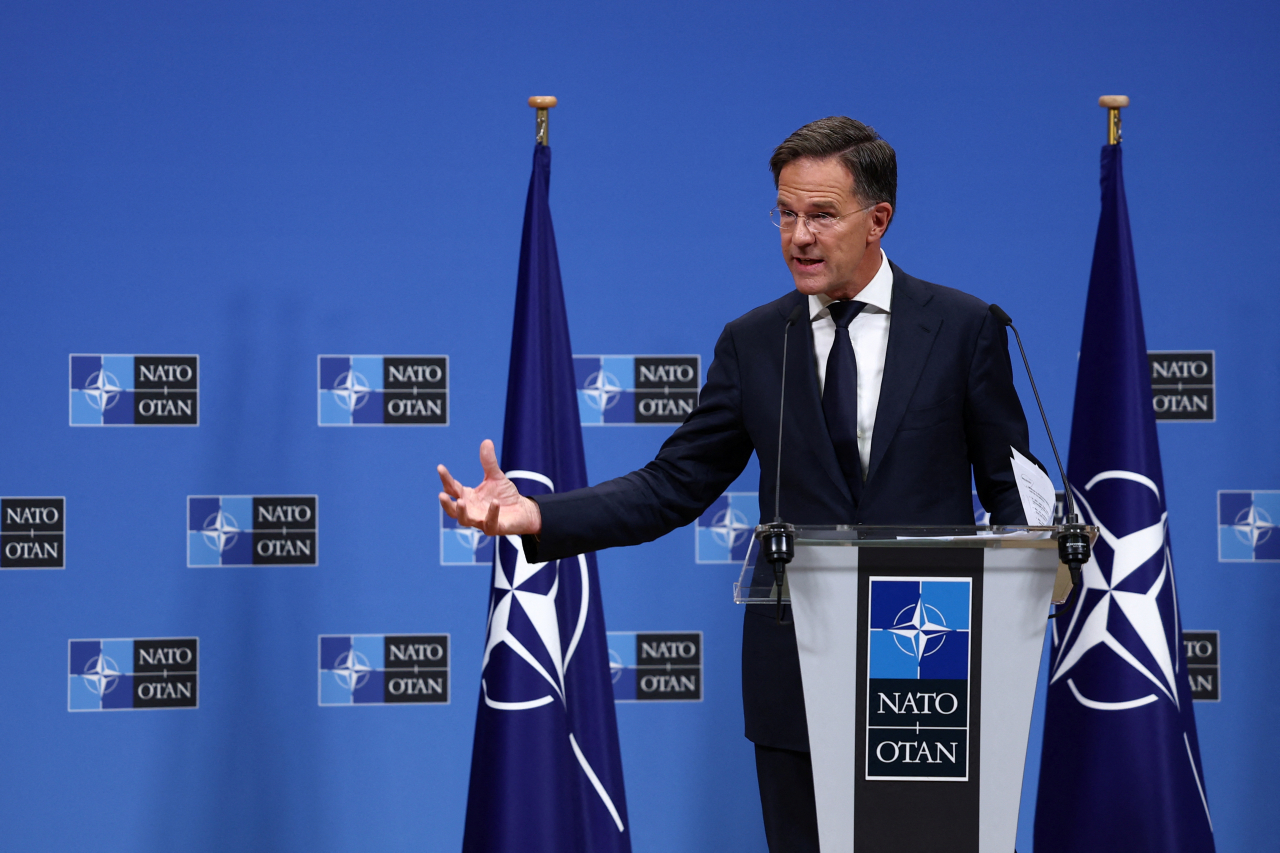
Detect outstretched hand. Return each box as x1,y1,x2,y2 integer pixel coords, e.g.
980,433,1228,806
438,439,542,537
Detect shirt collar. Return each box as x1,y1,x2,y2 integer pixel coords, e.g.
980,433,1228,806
808,249,893,320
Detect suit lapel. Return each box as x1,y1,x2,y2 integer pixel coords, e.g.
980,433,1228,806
865,265,942,484
775,294,853,505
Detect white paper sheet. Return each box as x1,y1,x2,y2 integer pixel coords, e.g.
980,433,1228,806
1010,446,1056,526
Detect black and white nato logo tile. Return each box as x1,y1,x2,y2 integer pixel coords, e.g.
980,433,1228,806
866,578,971,780
68,638,198,711
607,632,703,702
574,355,700,425
1149,351,1214,422
70,355,198,426
318,634,449,705
2,498,64,569
318,356,448,425
187,496,318,566
1183,631,1220,702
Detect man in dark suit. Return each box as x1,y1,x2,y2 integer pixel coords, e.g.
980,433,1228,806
439,117,1033,852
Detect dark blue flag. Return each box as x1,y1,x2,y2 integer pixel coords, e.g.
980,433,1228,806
1033,143,1214,851
462,143,631,853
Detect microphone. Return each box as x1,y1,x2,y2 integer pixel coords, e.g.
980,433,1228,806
988,304,1091,616
761,302,808,624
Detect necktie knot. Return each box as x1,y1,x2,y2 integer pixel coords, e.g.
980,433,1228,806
827,300,866,329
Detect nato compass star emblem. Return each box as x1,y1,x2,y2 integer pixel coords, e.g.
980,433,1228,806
1231,504,1275,548
201,511,240,553
453,526,492,554
709,507,751,550
478,470,625,833
82,654,122,696
82,370,123,411
1050,470,1180,712
331,370,372,411
581,369,623,412
889,599,954,661
331,650,372,691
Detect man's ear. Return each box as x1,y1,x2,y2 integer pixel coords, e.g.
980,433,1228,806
868,202,894,240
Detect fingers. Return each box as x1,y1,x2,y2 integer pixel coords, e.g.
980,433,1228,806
483,499,501,536
437,463,463,498
438,492,460,519
479,439,503,478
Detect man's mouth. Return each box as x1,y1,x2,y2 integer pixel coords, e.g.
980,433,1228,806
794,257,824,268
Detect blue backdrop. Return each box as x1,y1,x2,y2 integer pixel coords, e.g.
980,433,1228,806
1,2,1276,851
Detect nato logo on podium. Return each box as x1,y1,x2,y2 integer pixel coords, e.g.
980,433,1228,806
866,578,971,780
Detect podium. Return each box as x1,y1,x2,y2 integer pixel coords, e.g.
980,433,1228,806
736,526,1086,853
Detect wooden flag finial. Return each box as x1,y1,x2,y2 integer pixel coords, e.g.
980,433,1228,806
528,96,558,145
1099,95,1130,145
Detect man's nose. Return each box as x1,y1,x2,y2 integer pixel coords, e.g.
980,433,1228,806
791,217,817,245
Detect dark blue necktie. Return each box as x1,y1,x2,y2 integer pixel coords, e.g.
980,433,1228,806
823,300,866,503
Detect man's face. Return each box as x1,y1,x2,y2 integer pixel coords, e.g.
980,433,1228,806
776,156,891,301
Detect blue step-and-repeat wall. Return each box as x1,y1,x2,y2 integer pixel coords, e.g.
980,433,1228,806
2,3,1276,851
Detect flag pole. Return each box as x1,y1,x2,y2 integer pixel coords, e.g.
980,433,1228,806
1099,94,1129,145
529,96,558,146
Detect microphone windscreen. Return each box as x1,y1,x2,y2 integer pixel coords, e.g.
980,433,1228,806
988,303,1014,327
787,303,807,325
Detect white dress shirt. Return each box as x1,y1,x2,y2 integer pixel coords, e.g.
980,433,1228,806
808,249,893,477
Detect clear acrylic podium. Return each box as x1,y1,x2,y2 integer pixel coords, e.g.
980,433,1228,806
736,525,1090,853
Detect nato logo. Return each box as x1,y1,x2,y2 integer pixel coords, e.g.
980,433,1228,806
607,632,702,702
696,492,755,564
70,355,198,426
318,356,448,425
187,496,318,566
574,355,700,425
68,638,198,711
1218,491,1279,562
2,498,64,569
1149,351,1215,422
318,634,449,705
866,577,971,781
439,507,494,565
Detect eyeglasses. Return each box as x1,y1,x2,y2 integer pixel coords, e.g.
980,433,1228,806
769,204,873,234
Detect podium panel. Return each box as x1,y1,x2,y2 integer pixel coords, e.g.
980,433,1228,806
742,528,1065,853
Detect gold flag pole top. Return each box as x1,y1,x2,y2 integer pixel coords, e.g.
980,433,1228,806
1099,95,1130,145
529,96,558,146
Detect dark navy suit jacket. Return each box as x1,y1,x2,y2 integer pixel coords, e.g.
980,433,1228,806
525,263,1032,751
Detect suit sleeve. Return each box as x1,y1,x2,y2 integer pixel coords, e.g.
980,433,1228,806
964,309,1034,525
524,323,757,563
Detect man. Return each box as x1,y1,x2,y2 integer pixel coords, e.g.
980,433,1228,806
439,117,1033,852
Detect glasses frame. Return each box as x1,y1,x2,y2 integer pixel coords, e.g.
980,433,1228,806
769,204,875,233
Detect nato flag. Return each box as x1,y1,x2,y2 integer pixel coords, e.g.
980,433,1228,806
461,143,632,853
1033,143,1214,851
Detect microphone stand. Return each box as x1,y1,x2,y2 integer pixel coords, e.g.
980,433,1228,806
988,305,1091,617
762,304,806,624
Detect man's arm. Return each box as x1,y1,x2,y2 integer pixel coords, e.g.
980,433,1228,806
964,308,1035,525
439,322,757,562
